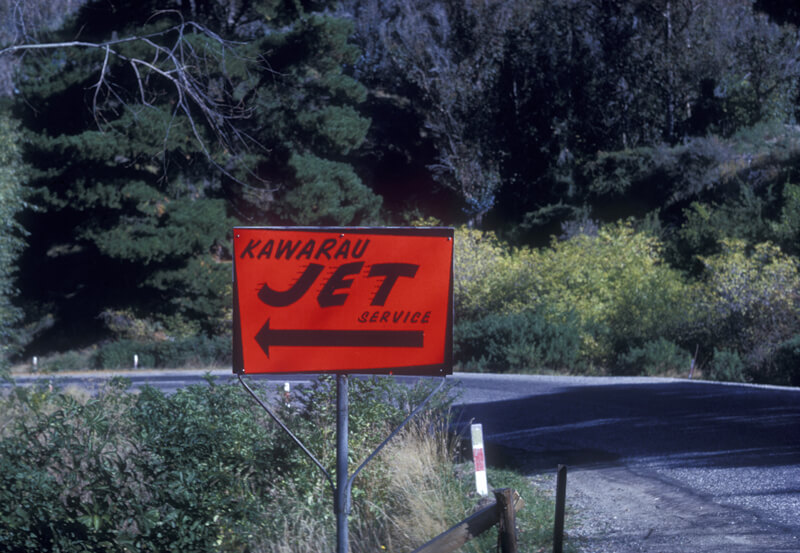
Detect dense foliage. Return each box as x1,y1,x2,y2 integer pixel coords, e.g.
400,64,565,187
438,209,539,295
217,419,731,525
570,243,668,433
0,115,26,371
452,224,694,372
451,224,799,382
0,377,560,553
1,0,800,383
6,0,380,353
346,0,800,234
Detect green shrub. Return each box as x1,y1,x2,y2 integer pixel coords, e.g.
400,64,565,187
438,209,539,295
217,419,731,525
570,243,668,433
581,147,657,197
92,336,231,369
92,340,156,369
760,334,800,387
454,309,582,372
129,382,285,552
676,193,773,273
696,240,800,372
0,382,154,552
616,338,691,376
707,349,747,383
38,350,93,372
149,335,231,368
528,222,697,363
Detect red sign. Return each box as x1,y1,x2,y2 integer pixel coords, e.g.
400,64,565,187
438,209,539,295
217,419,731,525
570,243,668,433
232,227,454,375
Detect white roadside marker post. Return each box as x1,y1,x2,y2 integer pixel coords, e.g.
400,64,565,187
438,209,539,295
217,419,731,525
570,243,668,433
471,423,489,496
134,354,139,369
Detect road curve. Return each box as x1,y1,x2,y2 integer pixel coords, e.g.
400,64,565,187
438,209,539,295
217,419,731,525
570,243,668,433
451,373,800,553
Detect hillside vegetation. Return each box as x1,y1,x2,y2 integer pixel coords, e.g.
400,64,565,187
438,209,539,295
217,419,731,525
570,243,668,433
1,0,800,384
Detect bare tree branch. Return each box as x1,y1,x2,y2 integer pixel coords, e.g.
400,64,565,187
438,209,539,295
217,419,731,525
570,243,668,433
1,12,266,183
91,44,111,126
382,0,510,226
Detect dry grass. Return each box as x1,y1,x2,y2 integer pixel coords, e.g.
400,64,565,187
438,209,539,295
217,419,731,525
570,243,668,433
349,413,468,553
244,411,467,553
383,418,463,547
253,512,333,553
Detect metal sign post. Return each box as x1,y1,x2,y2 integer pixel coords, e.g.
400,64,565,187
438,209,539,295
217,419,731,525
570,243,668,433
336,374,350,553
233,226,454,553
238,373,446,553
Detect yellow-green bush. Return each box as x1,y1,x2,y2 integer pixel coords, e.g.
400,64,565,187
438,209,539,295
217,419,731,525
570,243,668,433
697,240,800,376
452,227,536,320
453,223,697,373
528,223,696,363
442,223,800,381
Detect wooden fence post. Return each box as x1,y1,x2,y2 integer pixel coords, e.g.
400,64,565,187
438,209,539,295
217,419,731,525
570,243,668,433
411,488,524,553
495,488,518,553
553,465,567,553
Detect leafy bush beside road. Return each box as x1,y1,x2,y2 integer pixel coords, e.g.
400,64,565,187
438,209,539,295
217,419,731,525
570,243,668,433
452,226,536,321
453,225,698,375
696,240,800,382
454,308,582,373
617,339,693,377
526,223,696,364
761,334,800,387
92,336,231,370
452,224,800,385
0,377,564,553
0,379,279,553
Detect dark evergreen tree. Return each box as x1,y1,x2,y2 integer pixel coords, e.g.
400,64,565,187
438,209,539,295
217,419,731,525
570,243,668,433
0,115,26,368
11,0,378,348
232,6,381,226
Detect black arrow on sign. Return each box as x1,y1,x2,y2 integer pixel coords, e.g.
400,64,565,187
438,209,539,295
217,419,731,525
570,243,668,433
255,319,424,358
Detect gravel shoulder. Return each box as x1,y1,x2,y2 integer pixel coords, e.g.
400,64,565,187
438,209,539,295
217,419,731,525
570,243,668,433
530,465,800,553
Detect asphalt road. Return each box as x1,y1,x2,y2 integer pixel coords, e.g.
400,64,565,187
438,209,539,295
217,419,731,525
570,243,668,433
451,373,800,553
5,370,799,552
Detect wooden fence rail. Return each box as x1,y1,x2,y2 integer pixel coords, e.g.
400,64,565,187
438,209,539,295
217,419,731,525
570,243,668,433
411,488,524,553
